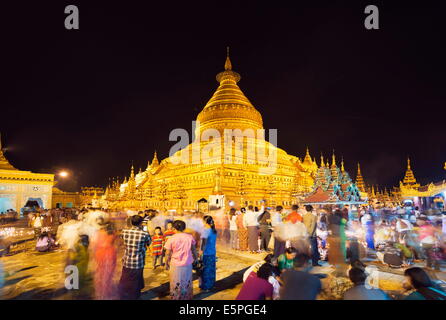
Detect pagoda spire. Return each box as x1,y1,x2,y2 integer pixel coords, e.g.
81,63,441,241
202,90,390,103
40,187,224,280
303,147,312,163
356,163,366,192
341,157,345,172
130,163,135,179
402,158,418,186
331,150,336,168
224,46,232,71
151,151,159,167
320,153,325,167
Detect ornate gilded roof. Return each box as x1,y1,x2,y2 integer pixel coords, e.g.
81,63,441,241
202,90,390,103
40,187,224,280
196,49,263,135
402,158,419,186
356,163,366,192
0,134,17,170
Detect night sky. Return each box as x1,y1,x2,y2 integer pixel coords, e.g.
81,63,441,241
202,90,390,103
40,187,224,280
2,1,446,192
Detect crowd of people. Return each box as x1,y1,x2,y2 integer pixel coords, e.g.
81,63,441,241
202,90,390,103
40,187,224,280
0,203,445,300
230,203,445,300
0,209,19,224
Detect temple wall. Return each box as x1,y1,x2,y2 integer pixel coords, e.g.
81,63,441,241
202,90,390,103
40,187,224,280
0,181,53,212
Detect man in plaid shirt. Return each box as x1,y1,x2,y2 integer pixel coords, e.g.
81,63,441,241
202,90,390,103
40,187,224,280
118,215,152,299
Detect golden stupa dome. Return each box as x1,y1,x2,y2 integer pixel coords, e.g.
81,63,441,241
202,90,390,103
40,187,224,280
196,49,263,137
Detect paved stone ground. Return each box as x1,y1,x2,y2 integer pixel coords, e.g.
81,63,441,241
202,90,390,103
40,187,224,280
1,223,445,300
0,240,259,300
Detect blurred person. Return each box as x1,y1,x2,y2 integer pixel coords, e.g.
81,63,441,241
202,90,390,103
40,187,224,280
303,205,321,266
228,208,238,250
442,214,446,235
374,220,394,250
142,211,152,234
360,211,372,226
67,234,92,299
165,220,198,300
403,267,446,300
56,217,82,250
279,215,308,255
396,217,413,242
338,209,348,260
187,211,205,249
199,216,217,292
272,206,285,258
317,212,329,261
236,208,248,251
343,267,390,300
0,259,3,291
258,207,271,252
35,231,55,252
327,209,346,274
279,253,322,300
92,219,117,300
118,215,151,300
32,213,43,238
236,263,274,300
281,206,309,254
414,207,421,218
243,204,264,253
365,217,375,250
341,205,350,221
417,218,442,270
27,212,35,227
346,238,365,264
41,210,52,228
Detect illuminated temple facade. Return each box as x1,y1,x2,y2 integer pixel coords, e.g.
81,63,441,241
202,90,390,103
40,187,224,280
303,155,365,205
0,135,54,213
104,53,319,211
398,158,446,211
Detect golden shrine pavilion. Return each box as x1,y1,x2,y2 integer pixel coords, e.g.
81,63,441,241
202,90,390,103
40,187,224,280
104,52,319,211
0,134,55,213
399,158,446,211
303,154,365,205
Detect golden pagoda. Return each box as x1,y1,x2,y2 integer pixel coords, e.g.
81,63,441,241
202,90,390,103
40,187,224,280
402,158,420,188
355,163,366,192
105,51,318,211
398,159,446,209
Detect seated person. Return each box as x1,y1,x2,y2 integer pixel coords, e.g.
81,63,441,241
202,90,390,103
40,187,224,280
36,232,55,252
243,254,280,300
376,242,404,268
280,253,322,300
236,263,274,300
343,267,390,300
277,247,297,272
403,267,446,300
394,241,414,265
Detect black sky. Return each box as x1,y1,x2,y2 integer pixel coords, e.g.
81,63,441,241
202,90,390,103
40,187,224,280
2,1,446,192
